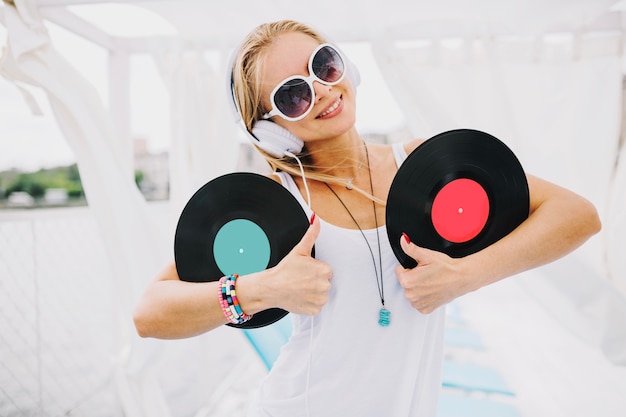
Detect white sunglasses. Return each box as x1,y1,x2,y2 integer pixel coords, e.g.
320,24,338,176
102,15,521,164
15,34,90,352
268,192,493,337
262,43,346,122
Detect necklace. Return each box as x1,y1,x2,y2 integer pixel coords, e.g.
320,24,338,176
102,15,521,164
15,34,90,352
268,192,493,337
324,144,390,327
345,141,367,190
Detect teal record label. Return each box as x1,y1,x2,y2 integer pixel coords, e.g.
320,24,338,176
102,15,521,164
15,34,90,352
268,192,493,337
213,219,271,276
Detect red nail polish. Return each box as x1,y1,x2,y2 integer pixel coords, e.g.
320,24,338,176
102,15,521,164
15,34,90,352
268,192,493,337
310,212,316,225
402,232,410,244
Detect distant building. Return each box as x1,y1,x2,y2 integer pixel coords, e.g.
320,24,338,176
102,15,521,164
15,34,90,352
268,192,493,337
134,137,169,200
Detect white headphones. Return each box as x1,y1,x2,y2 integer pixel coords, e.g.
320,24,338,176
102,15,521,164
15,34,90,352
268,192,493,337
226,41,360,158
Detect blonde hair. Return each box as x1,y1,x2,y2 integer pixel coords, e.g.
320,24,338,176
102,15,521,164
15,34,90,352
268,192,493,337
232,20,382,203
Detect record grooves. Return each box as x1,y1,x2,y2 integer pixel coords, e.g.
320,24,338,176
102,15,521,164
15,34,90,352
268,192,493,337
174,172,310,328
386,129,530,268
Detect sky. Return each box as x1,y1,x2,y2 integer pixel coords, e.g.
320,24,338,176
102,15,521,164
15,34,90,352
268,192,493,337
0,4,405,172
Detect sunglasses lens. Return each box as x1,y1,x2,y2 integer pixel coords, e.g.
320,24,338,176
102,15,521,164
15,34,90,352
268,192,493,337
312,46,344,83
274,78,313,119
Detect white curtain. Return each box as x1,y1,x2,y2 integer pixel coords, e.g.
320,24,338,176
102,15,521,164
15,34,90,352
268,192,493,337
372,32,626,364
154,47,240,218
607,139,626,296
0,1,172,415
0,2,259,414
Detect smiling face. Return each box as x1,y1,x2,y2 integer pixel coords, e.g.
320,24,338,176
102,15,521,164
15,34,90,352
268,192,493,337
258,32,357,144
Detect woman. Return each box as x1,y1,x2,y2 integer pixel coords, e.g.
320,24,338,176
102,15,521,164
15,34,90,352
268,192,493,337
133,20,601,416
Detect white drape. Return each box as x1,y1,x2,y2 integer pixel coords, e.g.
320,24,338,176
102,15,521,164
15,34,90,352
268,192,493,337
153,47,239,218
607,140,626,296
372,32,626,364
1,1,265,413
0,1,171,415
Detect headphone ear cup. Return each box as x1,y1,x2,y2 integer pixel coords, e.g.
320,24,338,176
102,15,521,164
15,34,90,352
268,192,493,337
251,120,304,158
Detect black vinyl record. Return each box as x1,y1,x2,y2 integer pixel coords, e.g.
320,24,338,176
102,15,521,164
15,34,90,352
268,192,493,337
386,129,530,268
174,172,310,328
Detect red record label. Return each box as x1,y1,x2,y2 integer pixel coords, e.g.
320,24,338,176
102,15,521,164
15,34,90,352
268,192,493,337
431,178,490,243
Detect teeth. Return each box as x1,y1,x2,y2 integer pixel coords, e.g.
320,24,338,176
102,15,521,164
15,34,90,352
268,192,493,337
319,97,341,117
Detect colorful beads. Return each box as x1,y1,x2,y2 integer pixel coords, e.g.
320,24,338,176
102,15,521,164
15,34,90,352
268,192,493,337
378,307,390,327
218,274,253,325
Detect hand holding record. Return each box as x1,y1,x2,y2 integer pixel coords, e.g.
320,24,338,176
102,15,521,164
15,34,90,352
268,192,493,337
386,129,530,269
174,172,313,328
394,232,463,314
266,214,332,316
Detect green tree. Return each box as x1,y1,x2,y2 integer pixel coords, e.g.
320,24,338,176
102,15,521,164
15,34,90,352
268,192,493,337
135,170,145,188
1,163,84,201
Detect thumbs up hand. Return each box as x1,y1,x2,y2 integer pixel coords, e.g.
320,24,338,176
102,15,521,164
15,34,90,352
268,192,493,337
395,233,470,314
267,214,333,315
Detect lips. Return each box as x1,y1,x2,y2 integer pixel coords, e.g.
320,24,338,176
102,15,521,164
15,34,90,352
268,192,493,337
316,95,342,119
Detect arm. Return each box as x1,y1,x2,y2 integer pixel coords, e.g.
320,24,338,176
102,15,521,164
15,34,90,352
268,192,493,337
133,262,229,339
133,215,331,339
395,174,602,313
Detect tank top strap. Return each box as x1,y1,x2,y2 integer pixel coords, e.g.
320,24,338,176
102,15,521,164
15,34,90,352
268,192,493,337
272,172,313,217
392,142,409,168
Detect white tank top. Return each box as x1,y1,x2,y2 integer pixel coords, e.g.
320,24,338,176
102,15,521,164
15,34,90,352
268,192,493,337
247,142,446,417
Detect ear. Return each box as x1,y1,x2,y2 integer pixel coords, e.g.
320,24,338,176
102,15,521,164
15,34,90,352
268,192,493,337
251,120,304,158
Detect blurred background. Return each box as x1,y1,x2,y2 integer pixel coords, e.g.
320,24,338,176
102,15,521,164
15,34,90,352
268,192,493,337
1,1,625,416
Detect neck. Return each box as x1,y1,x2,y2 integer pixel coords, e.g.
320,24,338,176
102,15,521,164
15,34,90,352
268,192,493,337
306,129,366,179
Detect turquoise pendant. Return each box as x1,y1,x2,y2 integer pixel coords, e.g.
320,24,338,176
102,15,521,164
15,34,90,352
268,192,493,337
378,307,390,327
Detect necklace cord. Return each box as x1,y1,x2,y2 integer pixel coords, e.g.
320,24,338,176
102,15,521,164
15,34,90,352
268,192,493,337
323,143,385,306
345,141,367,189
367,145,385,306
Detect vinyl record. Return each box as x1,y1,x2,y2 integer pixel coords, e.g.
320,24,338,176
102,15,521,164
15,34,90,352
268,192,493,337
174,172,310,328
386,129,529,268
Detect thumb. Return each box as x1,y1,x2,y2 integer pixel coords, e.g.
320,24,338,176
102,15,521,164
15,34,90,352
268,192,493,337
400,232,432,265
292,213,320,256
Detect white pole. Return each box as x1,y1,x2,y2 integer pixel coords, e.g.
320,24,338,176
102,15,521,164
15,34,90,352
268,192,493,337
108,40,134,182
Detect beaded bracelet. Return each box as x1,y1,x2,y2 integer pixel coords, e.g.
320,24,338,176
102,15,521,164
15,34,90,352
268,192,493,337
218,274,253,325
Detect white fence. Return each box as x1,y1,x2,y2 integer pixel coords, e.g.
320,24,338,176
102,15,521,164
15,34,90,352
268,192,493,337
0,204,267,417
0,207,121,416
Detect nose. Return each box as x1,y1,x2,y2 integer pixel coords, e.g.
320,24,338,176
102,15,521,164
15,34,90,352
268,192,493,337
312,80,331,102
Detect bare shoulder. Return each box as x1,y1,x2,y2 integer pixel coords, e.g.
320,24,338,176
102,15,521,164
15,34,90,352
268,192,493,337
403,138,426,155
265,172,282,184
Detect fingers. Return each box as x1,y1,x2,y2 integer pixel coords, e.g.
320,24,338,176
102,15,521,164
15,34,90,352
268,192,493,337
396,232,453,314
400,232,433,266
272,213,332,315
291,212,320,257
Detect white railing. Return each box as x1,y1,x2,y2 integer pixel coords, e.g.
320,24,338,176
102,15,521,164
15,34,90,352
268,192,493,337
0,204,266,417
0,206,121,416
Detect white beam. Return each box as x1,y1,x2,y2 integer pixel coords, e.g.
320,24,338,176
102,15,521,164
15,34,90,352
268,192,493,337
33,0,154,6
40,6,114,50
108,45,133,181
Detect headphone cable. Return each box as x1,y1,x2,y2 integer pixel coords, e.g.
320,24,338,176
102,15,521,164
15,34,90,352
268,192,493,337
284,151,314,417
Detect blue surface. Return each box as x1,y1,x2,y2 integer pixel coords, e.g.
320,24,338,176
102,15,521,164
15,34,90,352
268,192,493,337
438,394,522,417
444,326,486,350
442,360,515,396
242,315,292,370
